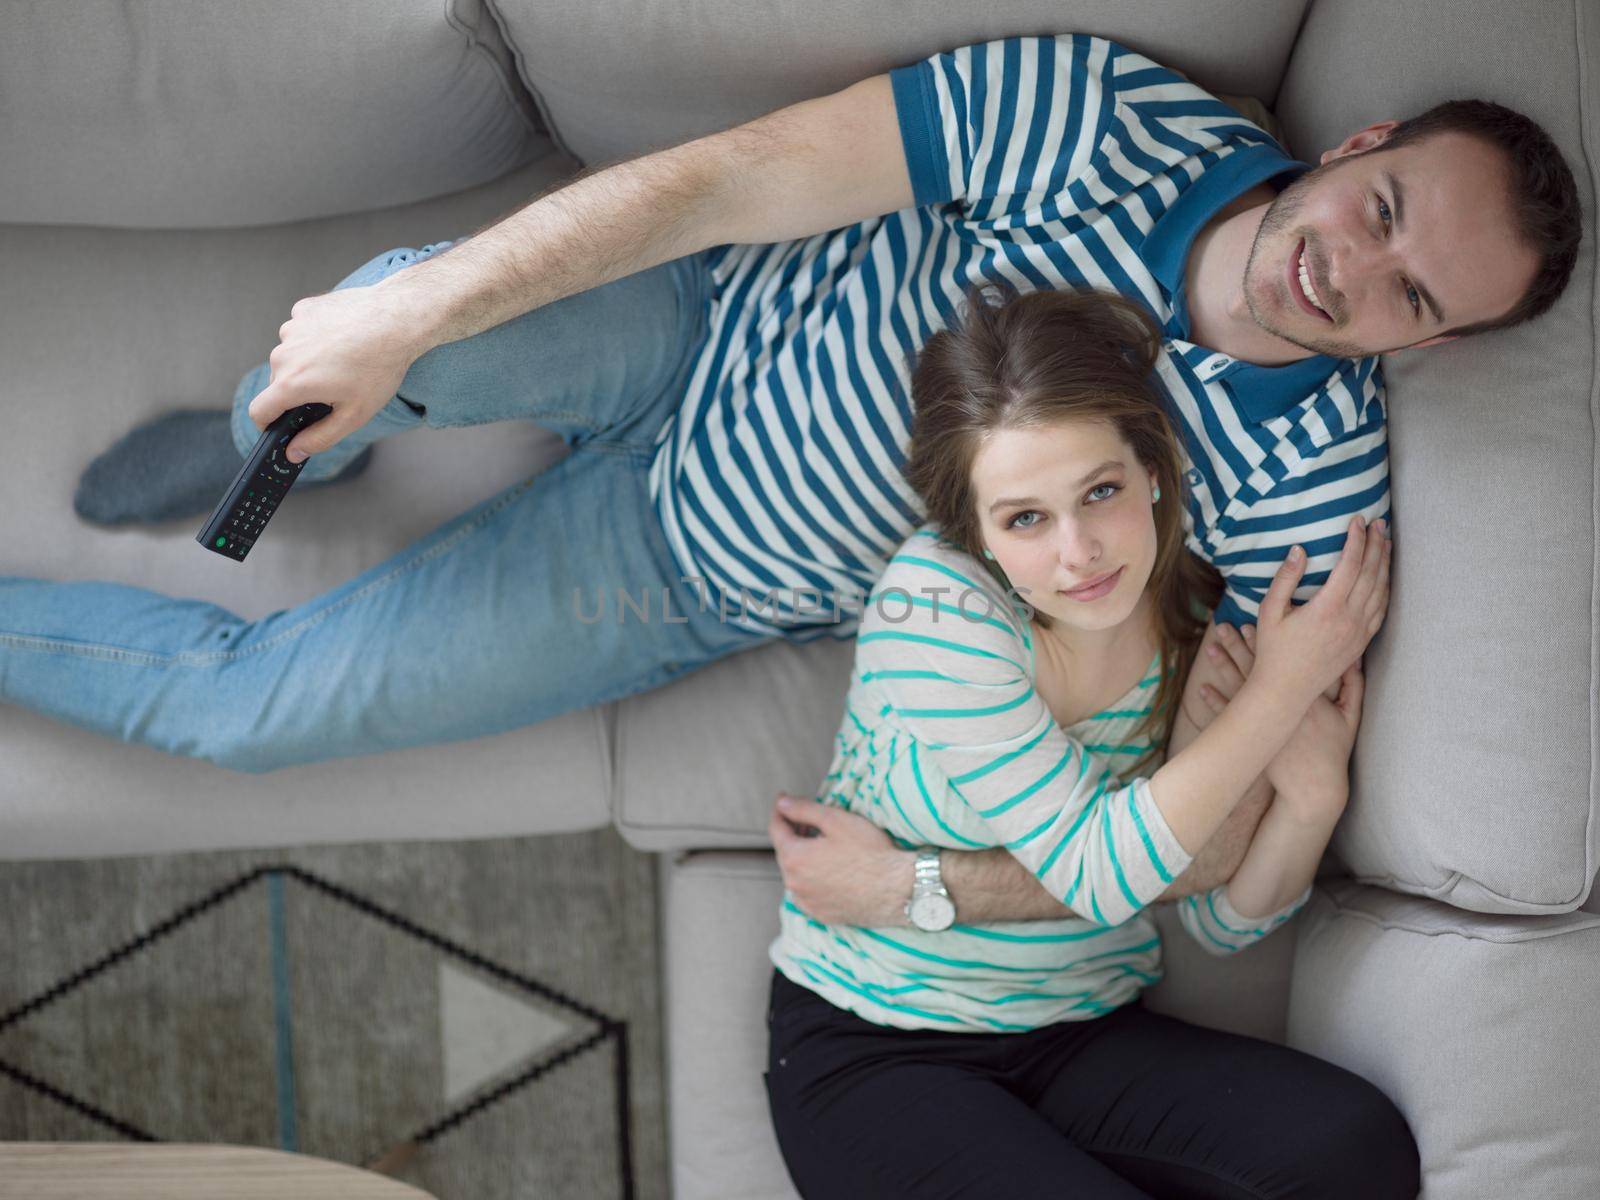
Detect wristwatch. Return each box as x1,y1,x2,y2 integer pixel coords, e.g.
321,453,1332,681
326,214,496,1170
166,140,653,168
905,848,956,932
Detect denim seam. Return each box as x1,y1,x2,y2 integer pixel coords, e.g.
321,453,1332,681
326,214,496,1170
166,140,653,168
543,409,605,435
428,407,603,437
0,472,542,669
0,633,173,668
582,439,655,466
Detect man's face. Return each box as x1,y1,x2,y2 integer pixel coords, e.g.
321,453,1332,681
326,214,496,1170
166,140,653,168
1242,129,1540,358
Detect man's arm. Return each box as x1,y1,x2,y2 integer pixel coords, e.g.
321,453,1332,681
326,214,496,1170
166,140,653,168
942,804,1271,921
251,75,912,458
379,75,911,351
773,784,1268,928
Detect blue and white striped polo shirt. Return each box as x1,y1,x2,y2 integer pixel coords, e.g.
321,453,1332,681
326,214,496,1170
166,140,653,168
648,34,1390,634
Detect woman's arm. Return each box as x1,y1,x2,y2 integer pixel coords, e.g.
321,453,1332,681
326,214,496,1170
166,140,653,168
812,520,1387,929
1173,628,1366,956
1221,803,1336,919
1215,627,1364,920
1152,622,1275,900
1139,521,1386,857
766,623,1276,929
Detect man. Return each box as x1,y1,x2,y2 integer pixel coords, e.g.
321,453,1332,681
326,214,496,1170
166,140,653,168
14,33,1579,912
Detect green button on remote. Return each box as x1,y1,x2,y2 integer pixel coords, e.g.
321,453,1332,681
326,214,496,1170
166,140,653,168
197,401,331,563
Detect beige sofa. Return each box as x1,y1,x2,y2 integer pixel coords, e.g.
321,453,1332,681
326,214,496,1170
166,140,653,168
2,2,1596,1196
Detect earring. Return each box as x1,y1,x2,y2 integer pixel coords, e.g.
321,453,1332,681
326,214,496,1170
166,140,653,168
1152,485,1162,503
982,549,995,560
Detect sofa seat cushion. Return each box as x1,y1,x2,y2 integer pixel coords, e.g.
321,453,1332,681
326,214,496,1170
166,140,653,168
1288,881,1600,1199
614,638,854,850
0,157,615,859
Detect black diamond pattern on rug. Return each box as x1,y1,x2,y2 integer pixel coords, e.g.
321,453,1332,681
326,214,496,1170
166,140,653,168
0,864,638,1197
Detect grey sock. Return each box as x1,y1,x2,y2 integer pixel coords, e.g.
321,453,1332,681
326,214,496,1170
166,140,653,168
73,408,374,526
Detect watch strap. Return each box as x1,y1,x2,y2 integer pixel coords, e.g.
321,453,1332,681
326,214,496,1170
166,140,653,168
912,848,947,897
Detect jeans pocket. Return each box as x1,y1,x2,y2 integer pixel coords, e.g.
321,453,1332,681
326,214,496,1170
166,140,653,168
769,974,841,1046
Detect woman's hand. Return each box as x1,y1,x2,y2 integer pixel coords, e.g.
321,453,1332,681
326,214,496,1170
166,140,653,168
1250,516,1391,708
246,283,435,463
768,794,915,926
1198,624,1361,828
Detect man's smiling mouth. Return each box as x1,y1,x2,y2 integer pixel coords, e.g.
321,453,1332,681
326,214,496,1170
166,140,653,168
1292,238,1333,321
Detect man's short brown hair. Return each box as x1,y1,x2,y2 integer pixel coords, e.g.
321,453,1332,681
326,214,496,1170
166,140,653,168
1377,98,1581,338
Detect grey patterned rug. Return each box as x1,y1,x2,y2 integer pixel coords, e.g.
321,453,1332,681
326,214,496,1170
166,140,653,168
0,829,667,1199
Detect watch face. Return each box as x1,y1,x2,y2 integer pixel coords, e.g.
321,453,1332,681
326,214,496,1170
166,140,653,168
909,892,956,932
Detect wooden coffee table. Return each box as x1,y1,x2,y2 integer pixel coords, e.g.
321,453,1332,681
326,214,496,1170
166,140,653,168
0,1143,435,1199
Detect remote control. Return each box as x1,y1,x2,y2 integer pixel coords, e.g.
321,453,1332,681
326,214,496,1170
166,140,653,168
196,402,331,562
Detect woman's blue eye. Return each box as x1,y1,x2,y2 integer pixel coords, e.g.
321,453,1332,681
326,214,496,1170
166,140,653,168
1087,483,1119,502
1007,510,1041,530
1377,196,1392,228
1404,281,1420,316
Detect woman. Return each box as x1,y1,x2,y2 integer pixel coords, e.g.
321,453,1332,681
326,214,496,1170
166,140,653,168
763,286,1416,1198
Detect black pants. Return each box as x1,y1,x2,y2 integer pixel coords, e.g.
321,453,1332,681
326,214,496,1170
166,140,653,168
764,970,1419,1199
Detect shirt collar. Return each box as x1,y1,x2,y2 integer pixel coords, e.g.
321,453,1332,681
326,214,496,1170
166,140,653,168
1145,140,1354,425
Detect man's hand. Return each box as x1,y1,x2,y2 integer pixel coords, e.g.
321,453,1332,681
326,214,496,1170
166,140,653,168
1191,621,1340,719
248,283,437,463
246,74,910,468
768,794,914,926
1181,623,1261,736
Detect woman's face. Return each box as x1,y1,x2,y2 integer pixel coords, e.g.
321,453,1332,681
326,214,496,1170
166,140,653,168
972,417,1159,635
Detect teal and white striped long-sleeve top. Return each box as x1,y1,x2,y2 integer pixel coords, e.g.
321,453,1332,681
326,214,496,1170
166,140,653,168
769,527,1310,1032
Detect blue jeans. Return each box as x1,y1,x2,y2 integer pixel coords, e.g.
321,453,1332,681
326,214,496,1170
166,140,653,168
1,243,765,772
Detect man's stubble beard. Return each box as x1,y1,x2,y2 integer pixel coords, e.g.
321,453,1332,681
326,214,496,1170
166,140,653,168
1242,162,1373,361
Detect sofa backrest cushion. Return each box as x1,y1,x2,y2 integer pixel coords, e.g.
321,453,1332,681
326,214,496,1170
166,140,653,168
1277,0,1597,913
0,0,549,228
490,0,1308,165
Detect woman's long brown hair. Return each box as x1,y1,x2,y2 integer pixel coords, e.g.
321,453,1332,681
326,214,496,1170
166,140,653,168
902,285,1223,756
